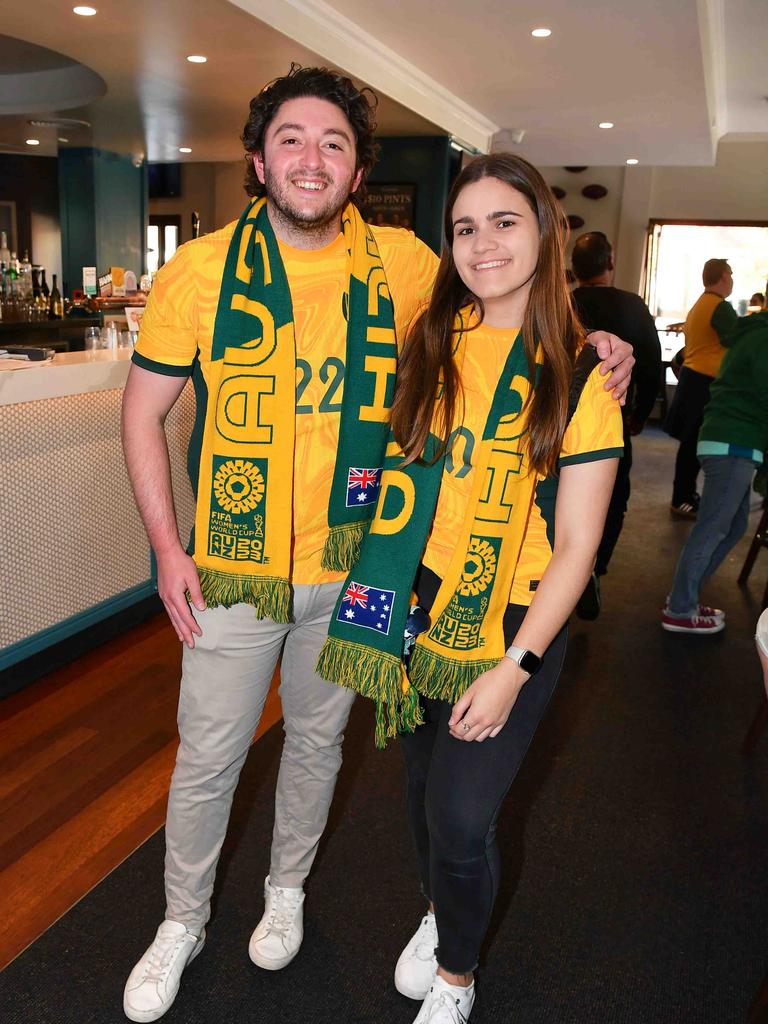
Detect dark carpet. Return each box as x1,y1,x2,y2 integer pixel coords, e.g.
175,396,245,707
2,426,768,1023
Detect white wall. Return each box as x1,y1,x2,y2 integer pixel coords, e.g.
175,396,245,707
539,165,626,268
614,140,768,294
30,210,62,286
149,163,216,242
214,161,249,229
649,141,768,221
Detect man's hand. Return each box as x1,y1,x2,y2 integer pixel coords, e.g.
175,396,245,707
156,546,206,648
587,331,635,404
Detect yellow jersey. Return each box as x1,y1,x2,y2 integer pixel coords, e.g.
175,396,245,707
134,218,438,584
422,322,624,605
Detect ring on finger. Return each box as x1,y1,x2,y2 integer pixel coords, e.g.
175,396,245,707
463,721,471,733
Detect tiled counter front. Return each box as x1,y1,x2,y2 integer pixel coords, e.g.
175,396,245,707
0,352,194,668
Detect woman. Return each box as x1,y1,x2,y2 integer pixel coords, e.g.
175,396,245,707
318,153,623,1023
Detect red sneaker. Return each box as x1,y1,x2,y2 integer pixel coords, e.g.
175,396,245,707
661,610,725,634
697,604,725,621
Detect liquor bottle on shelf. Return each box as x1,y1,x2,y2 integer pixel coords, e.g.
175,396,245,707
48,273,63,319
191,211,200,239
7,253,18,297
0,231,10,266
18,250,32,300
40,268,50,299
31,266,41,300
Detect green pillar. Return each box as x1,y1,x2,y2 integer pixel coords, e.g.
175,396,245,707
58,148,148,296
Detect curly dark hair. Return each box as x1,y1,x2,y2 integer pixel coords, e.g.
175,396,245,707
241,64,379,202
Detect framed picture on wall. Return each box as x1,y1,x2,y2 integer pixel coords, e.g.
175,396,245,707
362,185,416,230
0,201,18,253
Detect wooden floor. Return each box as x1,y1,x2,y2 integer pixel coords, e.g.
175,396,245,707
0,614,282,970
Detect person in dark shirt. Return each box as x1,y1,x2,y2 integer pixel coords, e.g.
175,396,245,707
571,231,662,618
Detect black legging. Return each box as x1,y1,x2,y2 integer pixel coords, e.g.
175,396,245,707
399,567,568,973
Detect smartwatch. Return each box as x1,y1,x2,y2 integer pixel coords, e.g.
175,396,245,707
504,644,542,675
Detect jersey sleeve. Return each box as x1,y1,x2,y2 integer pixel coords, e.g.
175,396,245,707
559,365,624,467
375,228,439,348
711,300,738,345
132,243,199,377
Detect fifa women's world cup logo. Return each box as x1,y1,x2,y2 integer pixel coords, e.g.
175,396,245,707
208,457,268,562
457,538,498,597
429,535,501,651
213,459,265,513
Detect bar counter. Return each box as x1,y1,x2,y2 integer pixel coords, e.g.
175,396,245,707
0,349,194,678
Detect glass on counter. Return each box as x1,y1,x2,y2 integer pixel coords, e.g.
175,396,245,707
84,327,101,351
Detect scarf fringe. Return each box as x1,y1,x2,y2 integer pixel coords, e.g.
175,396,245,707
197,569,292,624
321,522,367,572
409,645,499,704
316,636,424,747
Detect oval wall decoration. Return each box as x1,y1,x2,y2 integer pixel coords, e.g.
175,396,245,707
582,184,608,200
567,214,585,230
551,186,567,199
564,166,588,173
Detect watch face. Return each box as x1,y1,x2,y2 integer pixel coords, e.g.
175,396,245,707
519,650,541,674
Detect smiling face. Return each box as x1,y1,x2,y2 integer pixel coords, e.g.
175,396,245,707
253,96,363,246
451,176,541,327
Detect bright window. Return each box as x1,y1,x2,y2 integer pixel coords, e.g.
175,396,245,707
645,221,768,330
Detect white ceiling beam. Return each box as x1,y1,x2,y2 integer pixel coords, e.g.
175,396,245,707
227,0,499,153
696,0,727,156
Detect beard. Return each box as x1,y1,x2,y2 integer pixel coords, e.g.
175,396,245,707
262,165,352,233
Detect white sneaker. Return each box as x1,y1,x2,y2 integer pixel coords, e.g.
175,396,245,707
248,874,305,970
412,975,475,1023
395,912,439,999
123,920,204,1022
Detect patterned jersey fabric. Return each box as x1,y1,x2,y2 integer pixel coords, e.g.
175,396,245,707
421,322,624,605
134,220,438,584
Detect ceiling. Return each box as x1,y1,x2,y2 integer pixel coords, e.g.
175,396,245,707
0,0,765,167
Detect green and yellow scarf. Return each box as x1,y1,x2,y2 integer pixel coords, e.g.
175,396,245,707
194,197,396,622
317,318,542,746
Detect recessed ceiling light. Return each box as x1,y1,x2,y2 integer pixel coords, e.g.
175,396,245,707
25,138,40,146
179,147,192,154
58,137,69,143
598,122,614,129
531,28,552,38
186,55,207,63
626,158,639,165
73,5,97,15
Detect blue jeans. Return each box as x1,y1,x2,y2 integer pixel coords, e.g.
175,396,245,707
668,455,755,616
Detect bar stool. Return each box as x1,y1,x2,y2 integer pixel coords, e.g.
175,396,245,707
738,504,768,611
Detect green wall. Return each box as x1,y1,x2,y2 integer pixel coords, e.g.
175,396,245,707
59,148,147,296
369,136,460,255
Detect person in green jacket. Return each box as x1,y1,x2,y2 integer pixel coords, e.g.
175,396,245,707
662,298,768,634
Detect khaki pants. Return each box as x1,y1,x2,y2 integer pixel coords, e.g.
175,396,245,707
164,581,354,932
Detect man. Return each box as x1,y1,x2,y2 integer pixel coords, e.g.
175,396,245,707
121,65,634,1022
571,231,662,619
662,294,768,634
665,258,738,518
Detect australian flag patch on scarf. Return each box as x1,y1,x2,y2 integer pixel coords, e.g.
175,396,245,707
337,581,395,634
345,467,382,508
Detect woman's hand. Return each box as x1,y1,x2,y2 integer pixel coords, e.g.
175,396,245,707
448,659,528,742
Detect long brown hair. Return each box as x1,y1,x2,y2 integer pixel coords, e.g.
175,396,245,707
390,153,581,476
